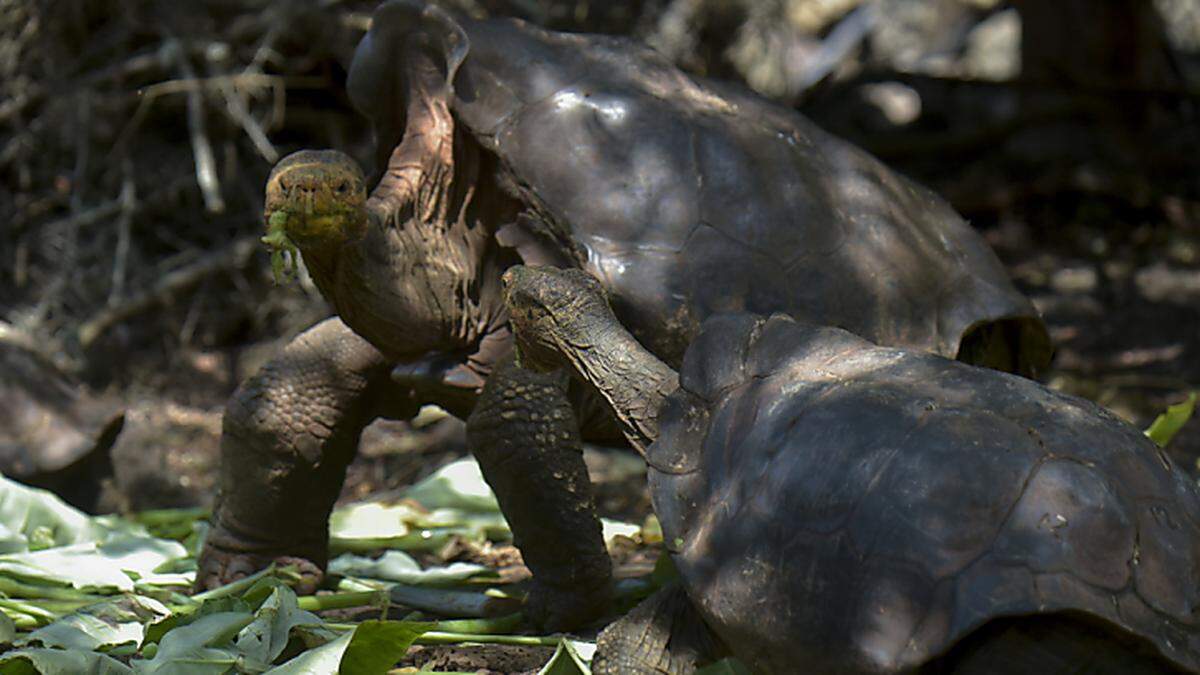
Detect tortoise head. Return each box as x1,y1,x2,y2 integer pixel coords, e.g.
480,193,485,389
263,149,369,260
502,265,616,371
503,264,681,456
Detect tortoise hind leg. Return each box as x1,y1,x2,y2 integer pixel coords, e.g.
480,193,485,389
593,584,721,675
926,613,1187,675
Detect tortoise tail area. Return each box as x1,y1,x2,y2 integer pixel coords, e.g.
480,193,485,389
592,583,723,675
921,612,1188,675
955,315,1053,379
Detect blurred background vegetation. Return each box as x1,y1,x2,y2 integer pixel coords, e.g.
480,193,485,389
1,0,1198,513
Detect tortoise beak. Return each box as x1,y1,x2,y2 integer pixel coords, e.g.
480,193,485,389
264,149,369,248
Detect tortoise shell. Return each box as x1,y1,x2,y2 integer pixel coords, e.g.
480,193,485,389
348,1,1051,370
0,342,123,512
649,313,1200,673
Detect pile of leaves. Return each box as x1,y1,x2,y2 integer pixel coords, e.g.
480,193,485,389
0,458,691,674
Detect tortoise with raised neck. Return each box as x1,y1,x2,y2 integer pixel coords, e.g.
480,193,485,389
504,264,1199,675
197,0,1052,630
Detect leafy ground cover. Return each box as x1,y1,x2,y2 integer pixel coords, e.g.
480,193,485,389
0,457,756,674
1,401,1192,674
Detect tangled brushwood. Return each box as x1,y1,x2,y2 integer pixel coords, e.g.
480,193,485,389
0,0,389,374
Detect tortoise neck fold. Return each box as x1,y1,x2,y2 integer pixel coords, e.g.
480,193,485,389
295,237,345,299
557,319,679,456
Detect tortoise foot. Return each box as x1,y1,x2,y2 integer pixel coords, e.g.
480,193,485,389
194,537,324,596
525,578,611,632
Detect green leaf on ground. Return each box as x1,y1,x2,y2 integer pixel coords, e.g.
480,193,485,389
233,586,325,671
17,595,169,652
328,503,507,554
0,535,187,593
265,620,425,675
329,550,495,586
1145,392,1196,448
129,509,210,542
338,620,426,674
0,648,133,674
0,475,115,553
265,629,351,674
537,639,593,675
131,611,253,674
403,459,501,513
0,610,15,643
601,518,641,548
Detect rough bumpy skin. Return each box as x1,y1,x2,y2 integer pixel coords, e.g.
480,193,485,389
503,266,1200,674
592,584,716,675
198,318,416,592
466,358,612,630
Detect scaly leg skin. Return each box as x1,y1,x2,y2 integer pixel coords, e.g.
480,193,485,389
466,357,612,631
593,583,717,675
196,318,415,594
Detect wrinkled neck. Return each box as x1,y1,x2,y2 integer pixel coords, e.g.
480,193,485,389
298,212,487,359
295,238,345,293
557,319,679,455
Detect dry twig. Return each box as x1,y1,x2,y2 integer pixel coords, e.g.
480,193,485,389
78,236,261,348
167,38,226,214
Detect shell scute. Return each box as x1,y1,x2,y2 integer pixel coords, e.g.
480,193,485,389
990,459,1135,591
658,319,1200,671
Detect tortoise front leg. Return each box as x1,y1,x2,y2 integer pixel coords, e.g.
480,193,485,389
197,317,416,593
466,357,613,630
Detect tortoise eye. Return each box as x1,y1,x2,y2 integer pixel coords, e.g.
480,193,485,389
336,181,350,194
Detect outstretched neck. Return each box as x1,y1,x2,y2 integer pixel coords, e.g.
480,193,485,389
555,320,679,455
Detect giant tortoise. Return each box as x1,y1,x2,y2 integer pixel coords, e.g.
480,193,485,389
198,0,1052,628
0,340,123,512
503,264,1199,675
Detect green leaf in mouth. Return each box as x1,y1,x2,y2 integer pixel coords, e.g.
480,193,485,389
261,211,300,284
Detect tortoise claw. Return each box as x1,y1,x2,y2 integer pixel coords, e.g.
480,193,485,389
194,541,324,596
